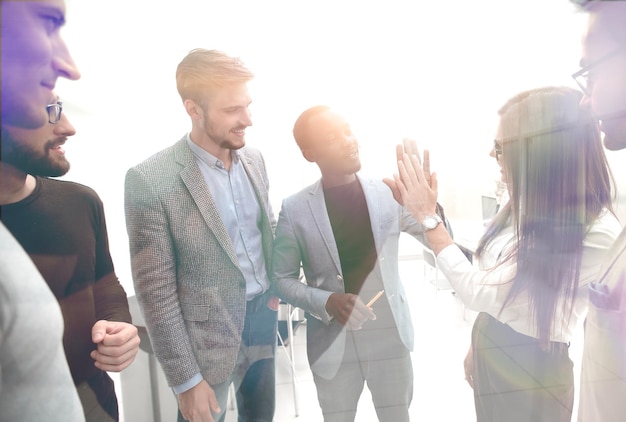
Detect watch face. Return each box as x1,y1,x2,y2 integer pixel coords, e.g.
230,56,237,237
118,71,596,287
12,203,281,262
423,215,441,230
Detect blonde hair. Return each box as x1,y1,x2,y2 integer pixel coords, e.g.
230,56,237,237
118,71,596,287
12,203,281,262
175,49,253,106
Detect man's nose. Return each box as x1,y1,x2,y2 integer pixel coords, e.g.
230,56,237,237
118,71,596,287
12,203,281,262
53,42,81,81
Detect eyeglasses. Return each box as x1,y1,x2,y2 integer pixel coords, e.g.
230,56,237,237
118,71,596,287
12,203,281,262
493,139,503,161
46,100,63,124
572,46,624,96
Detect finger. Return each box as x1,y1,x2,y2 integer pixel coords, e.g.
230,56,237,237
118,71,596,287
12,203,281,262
395,143,404,162
407,152,428,186
393,174,408,200
94,340,137,360
91,320,108,343
397,159,413,190
403,138,418,156
382,178,402,205
402,153,422,186
93,350,136,372
94,341,137,361
208,390,221,415
402,138,412,156
100,328,136,347
431,172,439,197
423,149,431,179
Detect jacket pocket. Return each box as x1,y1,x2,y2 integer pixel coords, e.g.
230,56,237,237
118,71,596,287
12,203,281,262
180,302,210,322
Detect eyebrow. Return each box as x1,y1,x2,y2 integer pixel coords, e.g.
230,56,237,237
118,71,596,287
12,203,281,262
35,4,67,26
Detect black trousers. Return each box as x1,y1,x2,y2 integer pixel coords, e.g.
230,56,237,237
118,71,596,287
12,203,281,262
471,313,574,422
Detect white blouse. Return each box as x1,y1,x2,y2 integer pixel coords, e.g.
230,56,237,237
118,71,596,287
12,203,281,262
436,209,622,343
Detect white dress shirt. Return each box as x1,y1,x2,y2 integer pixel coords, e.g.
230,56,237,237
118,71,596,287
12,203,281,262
436,209,622,343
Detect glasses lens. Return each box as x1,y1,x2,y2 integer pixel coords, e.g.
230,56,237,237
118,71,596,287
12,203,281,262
47,102,62,124
573,70,589,95
493,140,502,160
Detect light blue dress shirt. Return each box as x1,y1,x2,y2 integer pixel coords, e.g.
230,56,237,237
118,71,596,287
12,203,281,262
186,135,270,300
174,135,271,395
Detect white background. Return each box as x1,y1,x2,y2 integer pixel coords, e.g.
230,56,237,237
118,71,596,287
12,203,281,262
56,0,625,296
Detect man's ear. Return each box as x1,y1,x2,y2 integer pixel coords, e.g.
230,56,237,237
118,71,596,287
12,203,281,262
301,147,317,163
184,99,202,121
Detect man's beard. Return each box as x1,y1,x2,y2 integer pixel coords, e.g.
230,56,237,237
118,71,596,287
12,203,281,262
1,128,70,177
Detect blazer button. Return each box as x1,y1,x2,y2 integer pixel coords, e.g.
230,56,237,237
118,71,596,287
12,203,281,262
336,275,343,282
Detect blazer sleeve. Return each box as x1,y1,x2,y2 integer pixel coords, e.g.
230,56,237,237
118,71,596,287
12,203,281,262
271,199,334,324
124,166,201,387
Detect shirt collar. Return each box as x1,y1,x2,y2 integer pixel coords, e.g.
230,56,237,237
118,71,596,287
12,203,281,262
186,133,241,169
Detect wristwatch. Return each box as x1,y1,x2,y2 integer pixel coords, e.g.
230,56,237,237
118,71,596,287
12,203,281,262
422,214,443,231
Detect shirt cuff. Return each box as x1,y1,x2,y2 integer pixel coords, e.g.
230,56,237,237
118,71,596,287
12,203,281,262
172,373,203,394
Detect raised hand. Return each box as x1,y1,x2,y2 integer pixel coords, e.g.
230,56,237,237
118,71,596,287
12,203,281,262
393,142,438,223
384,138,421,205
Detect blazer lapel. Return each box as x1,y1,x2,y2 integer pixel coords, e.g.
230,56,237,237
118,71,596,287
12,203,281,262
307,181,343,274
239,151,274,264
359,175,384,254
174,139,241,270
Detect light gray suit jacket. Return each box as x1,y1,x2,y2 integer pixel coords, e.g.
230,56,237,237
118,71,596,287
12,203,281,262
124,137,274,387
272,175,432,379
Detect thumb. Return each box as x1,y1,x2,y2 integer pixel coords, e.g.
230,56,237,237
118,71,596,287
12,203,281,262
383,177,403,205
91,320,108,344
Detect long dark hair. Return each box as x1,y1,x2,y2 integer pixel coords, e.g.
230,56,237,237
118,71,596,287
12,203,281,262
475,86,615,344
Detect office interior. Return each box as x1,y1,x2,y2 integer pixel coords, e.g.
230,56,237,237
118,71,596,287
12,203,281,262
53,0,626,420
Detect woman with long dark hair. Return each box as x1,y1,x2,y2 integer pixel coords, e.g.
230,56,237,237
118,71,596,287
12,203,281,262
388,86,622,421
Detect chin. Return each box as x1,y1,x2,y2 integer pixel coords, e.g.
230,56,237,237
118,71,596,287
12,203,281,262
225,139,245,150
602,126,626,151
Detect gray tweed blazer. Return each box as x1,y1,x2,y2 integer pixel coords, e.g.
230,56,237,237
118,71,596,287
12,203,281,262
124,137,274,387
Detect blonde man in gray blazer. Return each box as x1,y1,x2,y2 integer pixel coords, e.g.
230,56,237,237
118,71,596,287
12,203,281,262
272,105,449,422
125,49,277,422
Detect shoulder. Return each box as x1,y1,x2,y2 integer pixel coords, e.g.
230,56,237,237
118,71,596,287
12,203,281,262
359,175,392,194
357,175,397,207
585,209,623,248
281,180,320,208
129,137,186,173
40,177,101,202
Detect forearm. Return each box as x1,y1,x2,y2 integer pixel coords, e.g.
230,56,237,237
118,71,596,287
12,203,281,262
425,224,455,256
93,271,131,322
274,277,333,323
436,244,515,313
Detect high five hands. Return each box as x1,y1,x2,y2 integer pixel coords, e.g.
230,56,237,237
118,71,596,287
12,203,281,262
383,138,439,222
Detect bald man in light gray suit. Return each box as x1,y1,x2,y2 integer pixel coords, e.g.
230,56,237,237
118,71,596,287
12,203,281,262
272,105,450,422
